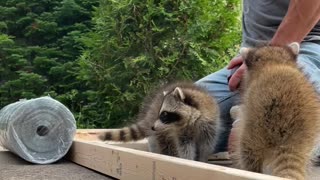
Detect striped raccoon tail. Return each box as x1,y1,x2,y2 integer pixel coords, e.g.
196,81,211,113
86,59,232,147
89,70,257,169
98,123,147,142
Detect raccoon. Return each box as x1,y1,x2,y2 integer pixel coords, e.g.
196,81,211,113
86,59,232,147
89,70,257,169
236,42,320,179
97,82,221,162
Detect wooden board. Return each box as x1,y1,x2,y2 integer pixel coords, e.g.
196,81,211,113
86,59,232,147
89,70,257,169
68,140,286,180
74,129,232,163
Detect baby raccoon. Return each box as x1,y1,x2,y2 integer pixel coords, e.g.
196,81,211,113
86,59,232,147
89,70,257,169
237,43,320,179
98,82,221,162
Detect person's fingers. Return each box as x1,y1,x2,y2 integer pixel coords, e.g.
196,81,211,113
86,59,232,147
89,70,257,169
228,64,247,91
227,56,243,69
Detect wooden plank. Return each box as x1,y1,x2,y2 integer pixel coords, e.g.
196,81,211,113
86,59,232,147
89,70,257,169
68,140,286,180
74,129,235,167
75,129,149,151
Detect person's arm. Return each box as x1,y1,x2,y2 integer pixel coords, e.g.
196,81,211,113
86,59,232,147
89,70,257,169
271,0,320,45
228,0,320,91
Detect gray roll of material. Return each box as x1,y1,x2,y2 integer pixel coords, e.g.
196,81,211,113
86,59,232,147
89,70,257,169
0,96,76,164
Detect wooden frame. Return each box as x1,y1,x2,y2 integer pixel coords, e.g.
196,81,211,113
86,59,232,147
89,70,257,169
67,130,286,180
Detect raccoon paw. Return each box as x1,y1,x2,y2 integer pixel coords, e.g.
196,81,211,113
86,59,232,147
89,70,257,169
230,105,242,122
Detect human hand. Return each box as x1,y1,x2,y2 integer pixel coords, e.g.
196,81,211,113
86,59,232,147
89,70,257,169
227,55,247,91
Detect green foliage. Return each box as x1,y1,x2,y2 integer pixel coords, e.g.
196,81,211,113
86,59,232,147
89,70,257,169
0,0,241,128
0,71,47,103
79,0,241,128
0,0,99,114
0,34,13,46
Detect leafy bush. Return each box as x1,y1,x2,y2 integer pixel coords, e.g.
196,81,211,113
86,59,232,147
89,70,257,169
78,0,241,128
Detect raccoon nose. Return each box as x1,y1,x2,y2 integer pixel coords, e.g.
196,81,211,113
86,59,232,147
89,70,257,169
151,126,155,131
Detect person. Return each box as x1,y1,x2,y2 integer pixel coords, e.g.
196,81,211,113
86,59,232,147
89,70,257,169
196,0,320,153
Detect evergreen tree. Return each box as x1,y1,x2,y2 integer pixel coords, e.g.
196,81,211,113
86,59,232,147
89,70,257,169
0,0,99,128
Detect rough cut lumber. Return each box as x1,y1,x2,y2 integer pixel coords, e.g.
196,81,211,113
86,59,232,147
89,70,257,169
68,140,287,180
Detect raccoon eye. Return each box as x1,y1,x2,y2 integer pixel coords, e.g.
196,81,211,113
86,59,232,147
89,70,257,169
159,111,180,124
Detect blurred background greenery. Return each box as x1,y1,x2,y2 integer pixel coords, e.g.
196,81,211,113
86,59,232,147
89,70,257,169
0,0,241,128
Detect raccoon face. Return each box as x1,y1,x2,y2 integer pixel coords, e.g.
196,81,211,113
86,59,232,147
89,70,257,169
152,87,201,131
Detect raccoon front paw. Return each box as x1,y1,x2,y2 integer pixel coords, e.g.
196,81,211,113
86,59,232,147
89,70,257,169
230,105,242,122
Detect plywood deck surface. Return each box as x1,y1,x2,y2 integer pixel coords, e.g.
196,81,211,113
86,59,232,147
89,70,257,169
0,147,114,180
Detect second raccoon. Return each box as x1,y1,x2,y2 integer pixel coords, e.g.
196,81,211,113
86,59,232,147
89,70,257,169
98,82,222,162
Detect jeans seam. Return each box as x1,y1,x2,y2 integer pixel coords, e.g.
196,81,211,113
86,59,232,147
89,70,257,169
217,92,239,104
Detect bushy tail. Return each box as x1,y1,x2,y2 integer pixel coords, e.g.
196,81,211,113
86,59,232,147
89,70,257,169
264,151,307,180
98,123,147,142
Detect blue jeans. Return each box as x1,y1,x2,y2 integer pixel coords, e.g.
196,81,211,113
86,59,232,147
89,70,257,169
196,41,320,153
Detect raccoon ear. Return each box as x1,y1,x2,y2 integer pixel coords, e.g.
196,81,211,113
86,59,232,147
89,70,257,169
173,87,185,100
288,42,300,55
240,47,250,59
240,47,254,68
